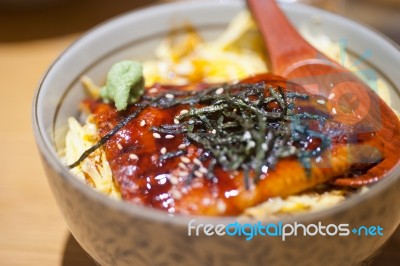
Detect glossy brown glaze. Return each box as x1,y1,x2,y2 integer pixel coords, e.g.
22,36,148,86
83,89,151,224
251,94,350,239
83,73,398,215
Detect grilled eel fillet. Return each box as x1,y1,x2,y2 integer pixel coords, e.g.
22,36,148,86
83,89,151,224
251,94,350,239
82,74,399,215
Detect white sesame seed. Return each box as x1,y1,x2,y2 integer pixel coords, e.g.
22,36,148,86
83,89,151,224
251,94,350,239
181,156,191,163
194,170,203,178
202,198,211,205
117,143,123,150
192,181,203,188
181,187,189,194
153,132,161,139
165,134,174,139
180,109,188,115
332,107,337,115
215,87,224,95
217,200,227,213
129,153,139,160
149,87,158,93
174,118,180,124
177,170,189,177
165,93,174,99
199,167,208,174
248,141,256,148
178,162,188,170
140,120,146,127
160,147,167,154
328,93,335,100
169,176,179,185
193,158,202,166
261,165,268,173
211,129,216,134
171,189,182,200
261,143,268,151
243,131,251,140
178,144,186,149
317,99,326,105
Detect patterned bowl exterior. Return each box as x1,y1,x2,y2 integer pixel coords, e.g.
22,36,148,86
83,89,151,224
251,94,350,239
33,1,400,265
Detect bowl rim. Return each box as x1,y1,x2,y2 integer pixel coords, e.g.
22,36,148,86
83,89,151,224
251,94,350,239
32,0,400,226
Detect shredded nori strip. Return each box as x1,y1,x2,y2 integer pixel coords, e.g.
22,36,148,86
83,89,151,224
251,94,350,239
68,105,146,169
160,149,187,161
69,81,331,187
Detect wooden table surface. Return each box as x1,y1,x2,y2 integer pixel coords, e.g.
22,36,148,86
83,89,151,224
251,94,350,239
0,1,398,265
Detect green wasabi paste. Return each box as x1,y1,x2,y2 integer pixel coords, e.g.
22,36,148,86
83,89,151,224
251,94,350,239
100,60,145,111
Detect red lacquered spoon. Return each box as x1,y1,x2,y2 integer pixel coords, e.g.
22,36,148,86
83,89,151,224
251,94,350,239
247,0,400,186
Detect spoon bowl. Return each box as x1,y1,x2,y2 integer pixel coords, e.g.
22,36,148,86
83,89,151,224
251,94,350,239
247,0,400,186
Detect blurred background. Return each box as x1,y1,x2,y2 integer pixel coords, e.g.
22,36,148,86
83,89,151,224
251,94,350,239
0,0,399,43
0,0,398,265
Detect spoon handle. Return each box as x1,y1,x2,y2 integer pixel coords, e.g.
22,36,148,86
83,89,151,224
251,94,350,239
247,0,322,75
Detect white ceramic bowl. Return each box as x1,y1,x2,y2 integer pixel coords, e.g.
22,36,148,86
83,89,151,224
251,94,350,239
33,1,400,265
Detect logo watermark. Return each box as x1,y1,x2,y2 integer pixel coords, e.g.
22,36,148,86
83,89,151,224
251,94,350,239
188,219,383,241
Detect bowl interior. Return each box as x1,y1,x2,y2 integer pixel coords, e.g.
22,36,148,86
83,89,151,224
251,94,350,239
33,0,400,223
